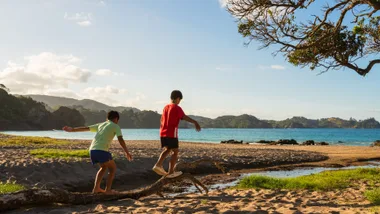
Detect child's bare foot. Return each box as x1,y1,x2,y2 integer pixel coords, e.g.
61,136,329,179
166,171,183,178
153,165,168,176
92,188,106,194
105,189,119,195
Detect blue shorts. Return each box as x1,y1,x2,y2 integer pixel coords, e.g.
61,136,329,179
90,150,112,165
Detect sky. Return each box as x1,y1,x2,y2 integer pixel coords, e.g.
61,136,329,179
0,0,379,120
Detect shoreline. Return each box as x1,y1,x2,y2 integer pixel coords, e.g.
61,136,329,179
2,129,380,147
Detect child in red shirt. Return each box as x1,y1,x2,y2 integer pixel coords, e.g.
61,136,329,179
153,90,201,178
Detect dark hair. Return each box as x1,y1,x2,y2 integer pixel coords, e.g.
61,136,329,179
170,90,183,100
107,111,120,121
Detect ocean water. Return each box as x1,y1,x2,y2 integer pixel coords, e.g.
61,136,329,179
2,128,380,146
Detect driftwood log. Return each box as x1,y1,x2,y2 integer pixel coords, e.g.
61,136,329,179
0,173,208,212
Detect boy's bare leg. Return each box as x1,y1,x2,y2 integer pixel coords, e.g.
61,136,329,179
104,160,117,194
155,147,171,167
93,164,107,193
168,149,179,174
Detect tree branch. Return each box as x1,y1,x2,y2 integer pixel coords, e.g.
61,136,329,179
343,59,380,76
226,0,380,75
0,173,208,212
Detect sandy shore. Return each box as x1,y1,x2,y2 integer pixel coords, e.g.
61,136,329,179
75,184,373,213
10,181,376,213
0,139,329,190
235,144,380,172
3,137,380,213
2,140,380,189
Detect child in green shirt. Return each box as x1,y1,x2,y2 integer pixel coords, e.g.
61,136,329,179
63,111,132,194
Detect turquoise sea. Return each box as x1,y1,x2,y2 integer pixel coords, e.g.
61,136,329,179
2,128,380,146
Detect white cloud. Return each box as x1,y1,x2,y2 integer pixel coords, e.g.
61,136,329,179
96,69,114,76
218,0,228,7
95,69,124,76
35,85,130,107
64,12,93,27
98,1,106,6
82,86,128,105
43,88,81,99
77,20,92,27
215,65,237,73
258,65,286,70
216,67,227,71
270,65,286,70
124,92,147,106
155,100,168,105
0,52,91,94
84,86,126,95
0,53,137,107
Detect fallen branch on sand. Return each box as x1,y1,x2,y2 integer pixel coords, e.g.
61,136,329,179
0,173,208,212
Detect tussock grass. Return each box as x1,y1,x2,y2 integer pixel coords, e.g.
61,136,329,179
30,149,89,159
0,183,24,194
365,188,380,205
369,206,380,213
0,135,70,147
237,168,380,191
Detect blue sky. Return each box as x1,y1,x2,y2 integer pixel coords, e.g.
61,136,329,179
0,0,379,120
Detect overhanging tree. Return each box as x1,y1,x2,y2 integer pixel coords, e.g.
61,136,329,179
226,0,380,76
0,84,9,93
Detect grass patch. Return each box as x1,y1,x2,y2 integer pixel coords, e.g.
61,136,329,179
366,188,380,205
0,135,70,147
201,199,208,205
369,206,380,213
0,183,24,194
30,149,89,159
236,168,380,191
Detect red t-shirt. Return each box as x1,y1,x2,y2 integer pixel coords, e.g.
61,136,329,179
160,104,185,138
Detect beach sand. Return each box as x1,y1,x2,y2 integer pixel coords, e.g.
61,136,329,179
1,140,329,190
2,137,380,213
73,184,373,214
13,181,376,213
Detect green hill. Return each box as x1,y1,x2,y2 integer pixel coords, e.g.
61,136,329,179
207,114,272,128
273,117,380,129
24,95,140,113
2,92,379,130
0,90,85,130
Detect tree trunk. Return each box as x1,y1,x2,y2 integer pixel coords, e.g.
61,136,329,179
365,0,380,10
0,173,208,212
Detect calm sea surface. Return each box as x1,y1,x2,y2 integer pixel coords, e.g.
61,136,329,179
2,129,380,146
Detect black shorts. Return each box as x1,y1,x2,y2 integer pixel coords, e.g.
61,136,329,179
160,137,179,149
90,150,112,165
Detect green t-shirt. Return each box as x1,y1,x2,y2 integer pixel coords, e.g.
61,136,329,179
88,121,123,151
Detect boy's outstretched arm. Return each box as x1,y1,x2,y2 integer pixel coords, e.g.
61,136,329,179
62,126,90,132
182,115,201,132
117,136,133,161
